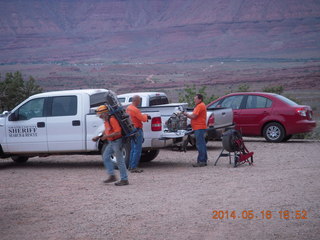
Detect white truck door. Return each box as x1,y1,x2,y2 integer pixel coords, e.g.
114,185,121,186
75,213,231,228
46,95,85,152
6,97,48,153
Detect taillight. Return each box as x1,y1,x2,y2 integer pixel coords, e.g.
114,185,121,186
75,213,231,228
296,108,307,117
207,114,215,127
151,117,162,131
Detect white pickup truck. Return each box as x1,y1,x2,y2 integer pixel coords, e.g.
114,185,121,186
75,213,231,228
0,89,192,164
118,92,234,146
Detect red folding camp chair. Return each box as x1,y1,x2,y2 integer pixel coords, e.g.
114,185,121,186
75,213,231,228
214,129,254,167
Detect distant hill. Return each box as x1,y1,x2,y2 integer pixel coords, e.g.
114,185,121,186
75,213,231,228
1,0,320,64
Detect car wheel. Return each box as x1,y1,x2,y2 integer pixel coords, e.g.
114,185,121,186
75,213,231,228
101,140,131,168
140,149,160,162
11,156,29,163
263,122,285,143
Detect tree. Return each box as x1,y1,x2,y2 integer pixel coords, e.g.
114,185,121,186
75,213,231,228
23,76,43,99
179,84,217,107
0,71,43,112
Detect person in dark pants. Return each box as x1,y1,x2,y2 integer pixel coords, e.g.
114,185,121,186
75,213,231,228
183,94,208,167
126,95,150,173
92,105,129,186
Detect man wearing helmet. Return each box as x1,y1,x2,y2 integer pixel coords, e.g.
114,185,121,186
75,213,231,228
92,105,129,186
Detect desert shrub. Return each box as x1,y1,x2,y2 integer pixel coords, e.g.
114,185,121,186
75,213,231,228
262,85,284,94
237,84,250,92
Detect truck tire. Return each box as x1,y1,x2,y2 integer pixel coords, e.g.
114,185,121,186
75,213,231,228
101,139,131,168
222,129,242,152
263,122,285,143
140,149,160,162
11,156,29,163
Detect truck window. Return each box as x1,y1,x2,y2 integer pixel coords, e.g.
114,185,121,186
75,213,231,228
14,98,45,120
118,97,125,103
52,96,77,116
149,96,169,106
90,92,108,107
128,97,142,107
161,96,169,104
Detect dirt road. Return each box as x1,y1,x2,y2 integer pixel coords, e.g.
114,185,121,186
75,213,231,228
1,138,320,240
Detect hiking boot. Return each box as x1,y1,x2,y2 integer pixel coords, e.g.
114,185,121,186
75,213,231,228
103,175,117,183
192,162,207,167
130,168,144,173
114,180,129,186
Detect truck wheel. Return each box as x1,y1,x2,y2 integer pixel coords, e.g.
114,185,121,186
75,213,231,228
263,122,285,143
140,149,160,162
101,140,131,168
11,156,29,163
222,129,242,152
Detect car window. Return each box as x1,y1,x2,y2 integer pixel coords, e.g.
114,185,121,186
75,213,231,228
52,96,77,116
220,95,244,109
15,98,45,120
245,96,272,109
275,95,298,106
208,101,220,108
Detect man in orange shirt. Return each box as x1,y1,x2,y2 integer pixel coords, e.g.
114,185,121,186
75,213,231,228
126,95,150,173
183,94,208,167
92,105,129,186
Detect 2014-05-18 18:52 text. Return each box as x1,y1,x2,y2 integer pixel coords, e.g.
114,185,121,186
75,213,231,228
212,210,308,220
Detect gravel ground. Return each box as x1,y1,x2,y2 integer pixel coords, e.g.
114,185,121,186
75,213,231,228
1,138,320,240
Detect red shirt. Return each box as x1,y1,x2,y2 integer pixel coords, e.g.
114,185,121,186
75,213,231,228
191,102,207,130
104,116,122,141
126,104,148,129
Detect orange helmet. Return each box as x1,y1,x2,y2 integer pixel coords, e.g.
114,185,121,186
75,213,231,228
96,105,109,114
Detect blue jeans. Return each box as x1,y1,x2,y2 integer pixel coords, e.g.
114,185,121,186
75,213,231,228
102,138,128,180
129,128,143,169
194,129,208,163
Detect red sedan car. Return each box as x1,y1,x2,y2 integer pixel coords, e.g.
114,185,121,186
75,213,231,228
207,92,316,142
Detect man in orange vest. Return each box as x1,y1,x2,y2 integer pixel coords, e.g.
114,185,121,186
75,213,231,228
126,95,150,173
183,94,208,167
92,105,129,186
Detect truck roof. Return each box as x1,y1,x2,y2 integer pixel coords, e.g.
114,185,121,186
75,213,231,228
117,92,167,98
29,89,108,98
